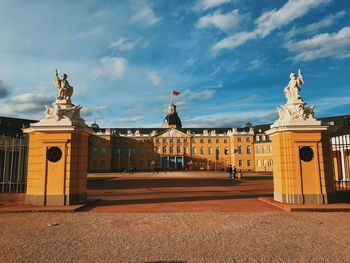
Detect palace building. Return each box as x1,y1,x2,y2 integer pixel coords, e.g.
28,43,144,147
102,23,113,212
89,102,271,172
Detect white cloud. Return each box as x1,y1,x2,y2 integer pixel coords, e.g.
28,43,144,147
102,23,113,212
77,26,105,37
194,0,231,11
196,10,242,33
186,57,195,66
130,0,160,27
312,95,350,112
182,89,216,100
211,0,331,52
91,56,128,79
285,10,346,39
148,71,162,86
0,93,53,117
182,110,276,127
81,105,107,118
247,58,264,70
115,115,144,123
285,27,350,61
110,37,149,51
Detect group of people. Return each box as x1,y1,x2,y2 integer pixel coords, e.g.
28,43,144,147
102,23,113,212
228,165,238,179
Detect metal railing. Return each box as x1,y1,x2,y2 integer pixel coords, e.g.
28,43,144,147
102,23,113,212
331,129,350,192
0,135,28,193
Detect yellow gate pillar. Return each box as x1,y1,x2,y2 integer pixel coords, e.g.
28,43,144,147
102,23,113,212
266,69,335,204
23,70,92,206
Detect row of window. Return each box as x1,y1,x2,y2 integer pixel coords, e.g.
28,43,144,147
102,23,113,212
255,145,272,154
256,159,273,167
255,135,270,142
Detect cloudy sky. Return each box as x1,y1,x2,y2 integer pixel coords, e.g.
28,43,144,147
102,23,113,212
0,0,349,128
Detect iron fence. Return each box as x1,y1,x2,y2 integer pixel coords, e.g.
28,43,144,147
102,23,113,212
0,135,28,193
331,128,350,193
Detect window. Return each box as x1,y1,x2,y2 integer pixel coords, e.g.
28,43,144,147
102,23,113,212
184,138,188,143
162,138,166,143
264,160,267,167
238,137,242,142
92,160,97,169
208,139,211,144
208,147,213,155
247,146,251,154
246,137,250,142
257,160,261,167
224,148,228,155
262,135,266,141
92,147,97,155
130,148,136,156
177,146,181,154
184,147,188,154
192,147,196,155
170,146,174,153
247,160,251,167
140,148,144,155
262,146,266,154
162,146,167,154
216,139,220,143
170,138,173,143
200,147,204,155
256,146,260,154
238,160,242,166
224,139,227,143
269,159,273,166
255,136,260,142
216,147,220,157
101,147,106,155
157,147,160,154
200,139,204,143
147,148,152,155
237,146,242,154
177,138,181,143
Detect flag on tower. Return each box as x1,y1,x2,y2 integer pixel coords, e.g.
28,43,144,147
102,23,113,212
172,90,180,96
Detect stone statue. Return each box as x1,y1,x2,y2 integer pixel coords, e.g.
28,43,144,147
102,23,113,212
273,69,316,125
284,69,304,103
54,70,74,101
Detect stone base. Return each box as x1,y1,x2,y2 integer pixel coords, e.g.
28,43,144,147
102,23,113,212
25,193,86,206
274,192,336,204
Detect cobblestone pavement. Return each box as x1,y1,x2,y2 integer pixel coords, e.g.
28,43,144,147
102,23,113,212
1,212,350,263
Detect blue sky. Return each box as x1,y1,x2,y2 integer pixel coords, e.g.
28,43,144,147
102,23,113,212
0,0,349,128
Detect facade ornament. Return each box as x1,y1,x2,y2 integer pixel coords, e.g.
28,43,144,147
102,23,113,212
210,130,216,136
274,69,316,126
135,130,140,136
127,130,133,136
151,130,157,136
249,127,254,134
186,130,191,135
232,128,238,134
203,129,209,136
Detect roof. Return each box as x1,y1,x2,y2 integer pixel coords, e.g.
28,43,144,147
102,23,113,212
0,116,38,136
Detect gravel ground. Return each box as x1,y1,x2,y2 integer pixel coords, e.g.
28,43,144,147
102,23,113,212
1,212,350,263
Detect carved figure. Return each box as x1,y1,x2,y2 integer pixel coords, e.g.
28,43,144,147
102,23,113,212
54,70,74,100
284,69,304,102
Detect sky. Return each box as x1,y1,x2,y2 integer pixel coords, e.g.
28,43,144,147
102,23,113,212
0,0,350,128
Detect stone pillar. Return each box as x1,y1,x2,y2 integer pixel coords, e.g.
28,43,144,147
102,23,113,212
267,121,335,204
266,69,335,204
23,70,92,206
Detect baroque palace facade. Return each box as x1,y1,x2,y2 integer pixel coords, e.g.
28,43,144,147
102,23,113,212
89,102,274,173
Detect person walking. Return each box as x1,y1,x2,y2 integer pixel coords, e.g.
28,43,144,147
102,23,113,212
228,165,233,179
233,166,237,178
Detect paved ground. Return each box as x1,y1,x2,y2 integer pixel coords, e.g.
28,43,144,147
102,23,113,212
1,172,350,262
1,212,350,263
85,172,278,212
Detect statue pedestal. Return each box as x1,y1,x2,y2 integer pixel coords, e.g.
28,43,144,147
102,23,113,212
24,124,91,206
266,120,335,204
24,97,91,206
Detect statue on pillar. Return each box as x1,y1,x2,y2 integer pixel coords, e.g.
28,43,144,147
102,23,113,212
284,69,304,103
54,70,74,101
274,69,316,125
